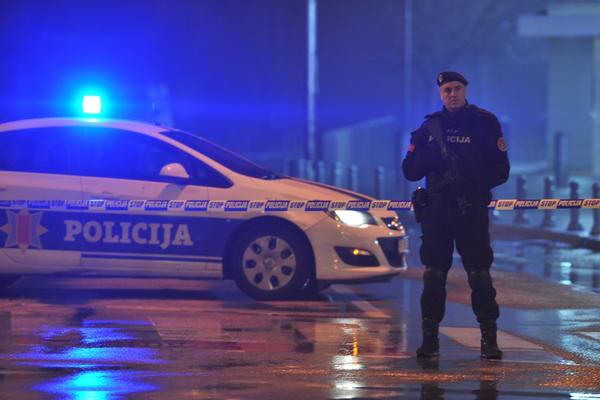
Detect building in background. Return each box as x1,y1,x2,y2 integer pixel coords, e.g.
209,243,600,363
519,2,600,176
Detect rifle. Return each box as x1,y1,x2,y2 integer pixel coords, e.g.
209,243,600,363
422,117,471,214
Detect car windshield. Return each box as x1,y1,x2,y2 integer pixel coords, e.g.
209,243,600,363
162,130,283,179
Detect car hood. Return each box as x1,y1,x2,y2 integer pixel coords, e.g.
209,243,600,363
250,177,374,202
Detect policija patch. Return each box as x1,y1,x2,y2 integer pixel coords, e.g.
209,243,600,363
497,137,508,152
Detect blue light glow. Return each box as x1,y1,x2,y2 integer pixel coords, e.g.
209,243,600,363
35,370,158,400
13,345,164,364
82,95,102,114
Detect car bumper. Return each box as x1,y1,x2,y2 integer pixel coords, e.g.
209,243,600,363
304,217,408,281
319,270,402,284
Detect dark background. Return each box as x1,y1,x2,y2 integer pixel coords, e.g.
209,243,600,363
0,0,567,195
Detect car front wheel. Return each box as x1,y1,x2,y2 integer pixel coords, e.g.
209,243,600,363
231,223,314,300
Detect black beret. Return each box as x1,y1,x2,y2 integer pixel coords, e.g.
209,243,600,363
436,71,468,87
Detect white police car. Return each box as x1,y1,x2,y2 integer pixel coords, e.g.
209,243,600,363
0,118,408,299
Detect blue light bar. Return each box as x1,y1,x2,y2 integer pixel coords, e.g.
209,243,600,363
82,95,102,115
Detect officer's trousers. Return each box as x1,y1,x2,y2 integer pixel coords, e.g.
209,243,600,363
419,201,499,324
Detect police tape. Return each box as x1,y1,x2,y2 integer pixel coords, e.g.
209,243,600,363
0,199,599,212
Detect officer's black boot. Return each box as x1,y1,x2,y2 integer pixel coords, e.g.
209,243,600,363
417,318,439,358
480,321,503,360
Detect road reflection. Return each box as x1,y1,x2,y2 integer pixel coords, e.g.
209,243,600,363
418,359,499,400
494,239,600,294
35,370,158,400
8,312,164,399
1,275,599,399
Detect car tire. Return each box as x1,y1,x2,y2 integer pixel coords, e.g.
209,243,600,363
231,223,314,300
0,275,20,289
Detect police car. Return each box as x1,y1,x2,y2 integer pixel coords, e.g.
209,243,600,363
0,118,408,299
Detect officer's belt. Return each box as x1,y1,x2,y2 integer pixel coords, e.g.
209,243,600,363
428,193,459,205
428,193,487,207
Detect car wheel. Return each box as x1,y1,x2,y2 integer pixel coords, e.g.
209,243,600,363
0,275,20,289
232,223,314,300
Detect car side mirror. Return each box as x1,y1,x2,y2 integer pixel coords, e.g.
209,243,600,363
159,163,190,180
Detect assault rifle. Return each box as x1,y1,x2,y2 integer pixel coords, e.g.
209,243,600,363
422,117,471,214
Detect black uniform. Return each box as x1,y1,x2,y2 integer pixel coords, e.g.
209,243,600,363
402,103,510,324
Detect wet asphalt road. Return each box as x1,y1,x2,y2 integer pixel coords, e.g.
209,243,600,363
0,238,599,399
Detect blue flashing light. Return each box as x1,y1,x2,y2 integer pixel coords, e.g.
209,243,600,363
82,95,102,115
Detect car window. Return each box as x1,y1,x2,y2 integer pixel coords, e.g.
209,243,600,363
162,130,283,180
72,127,231,188
0,128,76,174
0,126,232,188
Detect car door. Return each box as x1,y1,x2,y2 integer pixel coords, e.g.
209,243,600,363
78,128,209,202
76,127,238,276
0,127,83,268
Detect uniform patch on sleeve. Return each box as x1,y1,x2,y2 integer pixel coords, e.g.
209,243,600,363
497,137,507,152
408,143,415,152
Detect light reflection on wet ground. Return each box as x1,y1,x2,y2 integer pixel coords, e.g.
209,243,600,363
35,370,159,400
0,239,598,400
493,239,600,294
2,307,166,399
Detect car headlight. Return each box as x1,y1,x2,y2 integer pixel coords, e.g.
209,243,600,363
328,210,378,228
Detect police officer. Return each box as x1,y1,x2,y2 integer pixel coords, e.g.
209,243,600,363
402,71,510,359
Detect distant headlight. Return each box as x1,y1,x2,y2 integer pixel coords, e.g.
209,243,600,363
328,210,377,228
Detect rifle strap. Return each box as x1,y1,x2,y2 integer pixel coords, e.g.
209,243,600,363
423,116,447,158
422,116,461,193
